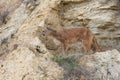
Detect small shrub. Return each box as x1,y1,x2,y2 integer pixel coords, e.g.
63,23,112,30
52,55,79,68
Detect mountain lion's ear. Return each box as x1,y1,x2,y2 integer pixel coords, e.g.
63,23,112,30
46,27,52,30
46,27,56,32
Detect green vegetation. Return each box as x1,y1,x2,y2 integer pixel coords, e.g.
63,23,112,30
52,55,79,68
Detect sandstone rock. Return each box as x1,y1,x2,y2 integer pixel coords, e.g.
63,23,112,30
0,46,63,80
0,0,64,80
77,49,120,80
58,0,120,51
0,0,120,80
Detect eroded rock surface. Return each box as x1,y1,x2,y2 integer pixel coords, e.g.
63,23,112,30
0,0,64,80
58,0,120,51
0,0,120,80
77,49,120,80
0,46,63,80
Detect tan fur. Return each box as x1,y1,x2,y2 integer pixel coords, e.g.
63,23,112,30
42,27,102,54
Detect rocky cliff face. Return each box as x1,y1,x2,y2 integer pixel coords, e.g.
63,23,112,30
0,0,120,80
58,0,120,51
